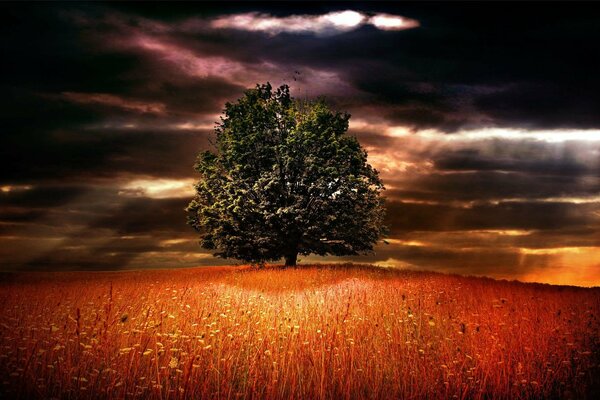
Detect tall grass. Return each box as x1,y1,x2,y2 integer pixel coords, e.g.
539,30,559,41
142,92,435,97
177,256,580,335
0,264,598,399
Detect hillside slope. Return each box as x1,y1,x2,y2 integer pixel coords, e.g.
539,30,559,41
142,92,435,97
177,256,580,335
1,264,599,399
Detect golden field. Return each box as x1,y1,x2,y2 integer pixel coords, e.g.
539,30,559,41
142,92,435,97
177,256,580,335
0,264,598,399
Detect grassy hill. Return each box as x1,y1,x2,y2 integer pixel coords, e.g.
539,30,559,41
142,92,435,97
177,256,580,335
1,264,598,399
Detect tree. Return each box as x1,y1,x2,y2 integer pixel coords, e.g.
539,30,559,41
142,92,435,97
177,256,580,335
186,83,386,267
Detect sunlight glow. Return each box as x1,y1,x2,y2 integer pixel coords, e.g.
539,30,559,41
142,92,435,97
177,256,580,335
175,121,217,131
471,230,534,236
383,125,600,143
520,246,587,255
369,14,420,30
517,248,600,287
385,239,427,246
0,184,32,193
443,128,600,143
120,178,195,199
490,196,600,205
324,11,365,28
160,238,192,247
368,153,433,175
374,258,417,269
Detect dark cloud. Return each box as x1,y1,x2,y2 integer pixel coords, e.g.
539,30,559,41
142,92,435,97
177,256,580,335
386,172,600,203
0,185,199,270
0,186,86,208
1,122,212,183
434,151,593,177
243,3,600,130
385,200,599,233
475,83,600,130
92,197,191,235
0,4,234,185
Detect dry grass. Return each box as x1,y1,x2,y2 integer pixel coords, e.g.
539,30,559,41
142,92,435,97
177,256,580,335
0,264,598,399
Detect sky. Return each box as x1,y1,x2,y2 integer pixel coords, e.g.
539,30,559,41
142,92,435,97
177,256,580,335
1,2,599,286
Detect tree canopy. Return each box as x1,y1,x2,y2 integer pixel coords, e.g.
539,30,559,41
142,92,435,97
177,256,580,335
186,83,386,266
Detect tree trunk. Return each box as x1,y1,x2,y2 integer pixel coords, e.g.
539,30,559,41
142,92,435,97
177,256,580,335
284,252,298,267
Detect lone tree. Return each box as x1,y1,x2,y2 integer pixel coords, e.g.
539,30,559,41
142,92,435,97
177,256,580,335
186,83,386,266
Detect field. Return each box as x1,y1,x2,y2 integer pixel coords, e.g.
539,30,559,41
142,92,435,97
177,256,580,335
0,264,598,399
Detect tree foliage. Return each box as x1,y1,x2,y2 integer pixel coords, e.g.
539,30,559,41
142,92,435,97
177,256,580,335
186,83,386,266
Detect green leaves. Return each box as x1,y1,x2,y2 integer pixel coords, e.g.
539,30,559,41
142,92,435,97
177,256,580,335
187,83,387,265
